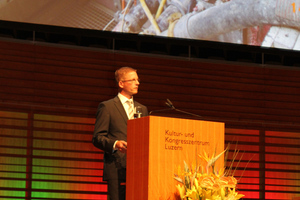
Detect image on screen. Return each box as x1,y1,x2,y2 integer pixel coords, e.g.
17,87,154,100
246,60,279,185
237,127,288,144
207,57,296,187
0,0,299,51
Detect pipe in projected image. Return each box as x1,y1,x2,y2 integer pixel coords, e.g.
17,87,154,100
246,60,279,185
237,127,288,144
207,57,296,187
167,0,300,40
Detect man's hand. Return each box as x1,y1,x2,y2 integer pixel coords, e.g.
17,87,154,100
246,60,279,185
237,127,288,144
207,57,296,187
115,140,127,153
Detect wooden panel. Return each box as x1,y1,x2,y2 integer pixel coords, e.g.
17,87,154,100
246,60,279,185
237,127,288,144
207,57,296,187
1,39,300,126
0,110,107,199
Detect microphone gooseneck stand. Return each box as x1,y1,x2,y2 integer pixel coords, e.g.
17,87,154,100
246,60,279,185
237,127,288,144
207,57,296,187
149,99,202,120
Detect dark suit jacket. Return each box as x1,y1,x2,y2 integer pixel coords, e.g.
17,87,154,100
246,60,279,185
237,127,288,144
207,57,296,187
92,96,148,181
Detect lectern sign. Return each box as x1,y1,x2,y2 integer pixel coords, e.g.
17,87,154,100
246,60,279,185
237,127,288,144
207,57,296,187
164,129,210,151
126,116,224,200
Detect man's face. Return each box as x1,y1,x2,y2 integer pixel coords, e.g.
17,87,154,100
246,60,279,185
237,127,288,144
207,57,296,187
119,71,140,98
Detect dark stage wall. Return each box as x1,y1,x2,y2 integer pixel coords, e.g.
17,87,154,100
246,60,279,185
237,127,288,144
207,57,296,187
0,39,299,200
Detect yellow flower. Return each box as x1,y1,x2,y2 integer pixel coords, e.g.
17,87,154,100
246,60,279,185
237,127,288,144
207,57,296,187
219,187,226,199
226,176,237,188
198,151,214,166
185,186,198,199
199,176,215,190
225,188,245,200
176,184,185,199
201,189,222,200
198,149,227,174
194,178,199,190
202,188,212,199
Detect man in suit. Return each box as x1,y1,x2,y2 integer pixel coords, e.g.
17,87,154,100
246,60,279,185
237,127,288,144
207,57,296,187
92,66,148,200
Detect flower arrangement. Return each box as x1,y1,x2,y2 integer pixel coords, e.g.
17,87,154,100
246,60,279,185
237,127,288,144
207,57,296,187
174,148,244,200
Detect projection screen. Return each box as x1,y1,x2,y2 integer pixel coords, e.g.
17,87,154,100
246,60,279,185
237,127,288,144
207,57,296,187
0,0,299,51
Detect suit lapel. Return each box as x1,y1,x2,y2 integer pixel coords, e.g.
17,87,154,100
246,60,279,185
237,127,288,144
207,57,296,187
113,96,128,123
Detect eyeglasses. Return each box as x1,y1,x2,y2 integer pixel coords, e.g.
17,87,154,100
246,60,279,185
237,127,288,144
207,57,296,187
122,78,140,83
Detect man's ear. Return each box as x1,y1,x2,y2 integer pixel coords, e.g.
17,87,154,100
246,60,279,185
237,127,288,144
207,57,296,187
119,81,124,89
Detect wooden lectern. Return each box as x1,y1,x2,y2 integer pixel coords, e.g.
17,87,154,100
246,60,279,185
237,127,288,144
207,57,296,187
126,116,224,200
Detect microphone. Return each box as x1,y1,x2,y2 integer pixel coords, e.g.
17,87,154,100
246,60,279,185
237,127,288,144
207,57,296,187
165,98,174,109
164,99,202,119
149,99,202,119
149,99,175,115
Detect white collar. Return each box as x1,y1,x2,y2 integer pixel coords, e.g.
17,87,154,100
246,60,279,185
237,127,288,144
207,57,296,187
118,93,133,104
